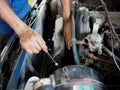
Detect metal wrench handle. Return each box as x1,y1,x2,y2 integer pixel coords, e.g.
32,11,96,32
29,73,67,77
46,52,58,66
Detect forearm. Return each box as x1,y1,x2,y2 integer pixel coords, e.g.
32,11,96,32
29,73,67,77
61,0,71,22
0,0,48,54
0,0,28,36
61,0,72,49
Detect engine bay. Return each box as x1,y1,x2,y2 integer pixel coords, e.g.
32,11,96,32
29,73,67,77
1,0,120,90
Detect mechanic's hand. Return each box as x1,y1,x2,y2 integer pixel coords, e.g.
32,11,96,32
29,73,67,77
19,29,48,54
63,20,72,50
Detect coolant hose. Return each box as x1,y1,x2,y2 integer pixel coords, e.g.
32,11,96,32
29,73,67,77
71,7,80,65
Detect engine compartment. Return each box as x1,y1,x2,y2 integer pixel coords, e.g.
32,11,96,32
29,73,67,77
1,0,120,90
52,0,120,89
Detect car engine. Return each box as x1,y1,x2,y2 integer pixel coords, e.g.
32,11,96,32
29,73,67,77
1,0,120,90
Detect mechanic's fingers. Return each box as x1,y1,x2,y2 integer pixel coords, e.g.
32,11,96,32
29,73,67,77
64,32,72,50
20,38,41,54
19,29,48,54
31,38,42,51
33,30,48,53
31,47,41,54
63,20,72,50
29,41,42,53
22,43,41,54
36,35,48,53
67,40,72,50
65,37,72,50
26,49,33,54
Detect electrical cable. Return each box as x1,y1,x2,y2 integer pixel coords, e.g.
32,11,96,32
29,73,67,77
101,0,120,43
100,0,120,70
111,36,120,71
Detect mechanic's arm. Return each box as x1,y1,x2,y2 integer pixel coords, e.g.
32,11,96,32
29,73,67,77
61,0,72,49
0,0,48,54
